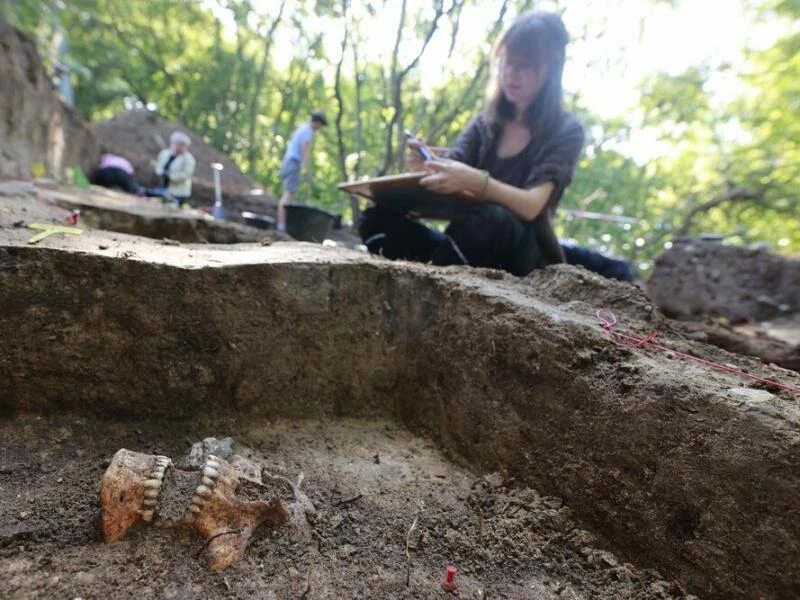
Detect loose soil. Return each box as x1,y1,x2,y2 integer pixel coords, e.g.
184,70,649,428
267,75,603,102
0,417,692,600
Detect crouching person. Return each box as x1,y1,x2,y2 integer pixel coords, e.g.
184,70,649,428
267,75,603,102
91,151,143,196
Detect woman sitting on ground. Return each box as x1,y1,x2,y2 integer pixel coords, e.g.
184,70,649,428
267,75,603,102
153,131,196,208
360,11,585,276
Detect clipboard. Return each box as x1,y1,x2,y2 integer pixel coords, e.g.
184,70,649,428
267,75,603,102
337,172,472,220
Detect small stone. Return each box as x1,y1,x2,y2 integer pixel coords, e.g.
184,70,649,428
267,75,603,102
542,496,563,510
336,544,357,559
727,387,775,404
483,472,504,489
184,437,235,469
596,551,618,567
74,571,95,585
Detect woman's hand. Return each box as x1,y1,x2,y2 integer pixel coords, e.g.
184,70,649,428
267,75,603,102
406,141,427,173
419,158,485,199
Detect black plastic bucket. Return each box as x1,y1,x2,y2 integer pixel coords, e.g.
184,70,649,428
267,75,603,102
241,211,276,230
285,204,337,242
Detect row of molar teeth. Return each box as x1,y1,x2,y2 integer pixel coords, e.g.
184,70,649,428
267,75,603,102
186,455,221,520
141,455,171,522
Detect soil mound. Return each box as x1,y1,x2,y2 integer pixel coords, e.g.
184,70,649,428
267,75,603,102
92,110,277,217
647,241,800,321
92,110,255,193
0,18,98,179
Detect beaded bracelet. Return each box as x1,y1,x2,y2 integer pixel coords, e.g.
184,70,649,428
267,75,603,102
479,169,491,199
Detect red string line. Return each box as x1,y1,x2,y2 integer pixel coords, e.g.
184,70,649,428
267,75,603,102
596,308,800,395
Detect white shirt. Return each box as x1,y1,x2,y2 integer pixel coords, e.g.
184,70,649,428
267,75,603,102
155,149,196,197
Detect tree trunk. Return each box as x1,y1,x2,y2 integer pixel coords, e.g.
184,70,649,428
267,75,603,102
352,39,364,179
246,0,288,173
378,0,447,176
333,0,362,224
334,0,350,183
378,0,408,176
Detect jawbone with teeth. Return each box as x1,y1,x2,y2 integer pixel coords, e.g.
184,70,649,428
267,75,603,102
100,448,291,570
99,450,171,543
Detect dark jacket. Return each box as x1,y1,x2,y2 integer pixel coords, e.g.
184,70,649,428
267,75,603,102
447,112,585,266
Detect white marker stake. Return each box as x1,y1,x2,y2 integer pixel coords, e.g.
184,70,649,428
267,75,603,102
211,163,224,219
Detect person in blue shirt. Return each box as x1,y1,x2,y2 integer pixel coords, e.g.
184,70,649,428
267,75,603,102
277,111,328,232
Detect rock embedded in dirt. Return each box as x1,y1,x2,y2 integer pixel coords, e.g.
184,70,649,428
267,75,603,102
483,472,505,489
726,387,775,404
184,437,235,469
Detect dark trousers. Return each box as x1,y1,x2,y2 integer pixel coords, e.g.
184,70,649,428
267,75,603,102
91,167,141,195
359,205,540,275
561,244,636,281
360,206,636,281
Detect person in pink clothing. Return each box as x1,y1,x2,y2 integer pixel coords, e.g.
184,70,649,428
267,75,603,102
91,151,144,195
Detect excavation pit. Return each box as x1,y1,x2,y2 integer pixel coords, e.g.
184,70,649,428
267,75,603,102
1,229,799,599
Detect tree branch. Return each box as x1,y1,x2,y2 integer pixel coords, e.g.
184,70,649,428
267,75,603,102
423,0,510,142
379,0,449,175
674,188,766,237
352,36,364,179
399,0,446,80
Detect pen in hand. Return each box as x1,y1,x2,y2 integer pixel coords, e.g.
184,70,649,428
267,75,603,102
405,130,435,162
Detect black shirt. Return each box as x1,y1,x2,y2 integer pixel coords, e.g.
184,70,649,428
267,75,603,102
447,112,585,265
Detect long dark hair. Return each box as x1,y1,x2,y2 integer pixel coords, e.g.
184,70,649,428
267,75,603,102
484,11,569,143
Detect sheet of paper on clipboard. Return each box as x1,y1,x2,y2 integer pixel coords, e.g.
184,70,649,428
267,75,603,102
337,172,472,220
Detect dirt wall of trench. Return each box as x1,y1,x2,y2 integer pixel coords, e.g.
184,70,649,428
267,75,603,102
1,246,800,599
0,18,99,180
